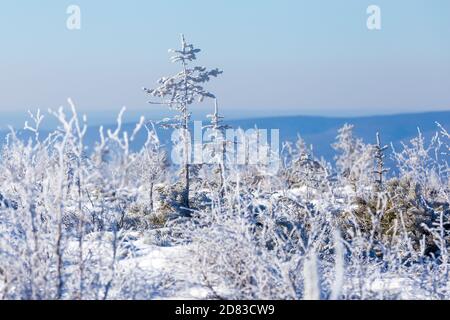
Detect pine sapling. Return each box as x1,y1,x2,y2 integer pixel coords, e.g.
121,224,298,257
144,34,222,209
373,132,389,191
204,99,231,198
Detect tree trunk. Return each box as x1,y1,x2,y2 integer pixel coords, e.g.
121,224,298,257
184,163,190,209
149,182,154,213
183,107,190,210
218,163,224,199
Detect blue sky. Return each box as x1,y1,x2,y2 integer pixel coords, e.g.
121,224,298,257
0,0,449,126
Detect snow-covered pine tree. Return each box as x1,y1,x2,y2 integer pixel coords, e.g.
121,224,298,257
332,124,373,193
137,122,168,214
203,99,231,197
373,132,389,191
282,135,326,198
143,35,222,209
333,124,359,179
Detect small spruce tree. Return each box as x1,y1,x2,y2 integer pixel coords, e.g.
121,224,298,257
373,132,389,191
144,35,222,209
204,99,231,198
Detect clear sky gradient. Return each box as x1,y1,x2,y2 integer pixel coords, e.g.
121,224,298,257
0,0,449,125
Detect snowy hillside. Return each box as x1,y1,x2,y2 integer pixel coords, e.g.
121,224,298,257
1,36,449,301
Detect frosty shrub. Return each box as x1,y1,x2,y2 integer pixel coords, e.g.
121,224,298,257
170,122,449,300
0,101,171,299
1,102,449,300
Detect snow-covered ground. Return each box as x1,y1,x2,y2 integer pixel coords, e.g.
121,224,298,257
0,95,448,300
120,236,210,300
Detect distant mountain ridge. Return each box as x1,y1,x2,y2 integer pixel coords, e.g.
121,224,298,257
1,111,449,163
226,111,450,160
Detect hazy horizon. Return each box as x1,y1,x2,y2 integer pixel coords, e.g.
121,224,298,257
0,105,449,131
